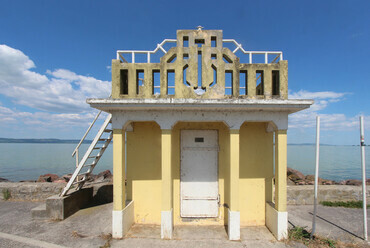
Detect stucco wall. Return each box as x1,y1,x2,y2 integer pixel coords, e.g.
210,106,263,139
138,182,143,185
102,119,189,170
125,121,274,226
239,122,273,226
126,122,162,224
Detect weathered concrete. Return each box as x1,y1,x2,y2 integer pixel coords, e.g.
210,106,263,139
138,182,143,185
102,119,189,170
0,181,113,202
287,185,370,205
0,182,65,201
1,199,369,247
112,29,288,100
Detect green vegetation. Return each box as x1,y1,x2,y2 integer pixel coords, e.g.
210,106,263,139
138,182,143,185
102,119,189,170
288,226,336,247
321,200,370,209
2,188,11,200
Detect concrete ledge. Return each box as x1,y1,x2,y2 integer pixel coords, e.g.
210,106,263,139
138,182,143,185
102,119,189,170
161,209,173,239
112,200,134,239
0,182,65,201
228,209,240,241
265,202,287,240
287,185,370,205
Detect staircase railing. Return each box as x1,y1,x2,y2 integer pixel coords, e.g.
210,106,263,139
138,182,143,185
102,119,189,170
72,110,102,167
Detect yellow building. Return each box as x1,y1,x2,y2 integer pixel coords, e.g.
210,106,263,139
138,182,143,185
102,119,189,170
88,28,312,240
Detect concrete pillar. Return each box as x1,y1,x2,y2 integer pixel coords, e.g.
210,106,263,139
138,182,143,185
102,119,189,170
265,129,288,240
112,129,126,238
161,129,173,239
275,130,287,212
228,129,240,241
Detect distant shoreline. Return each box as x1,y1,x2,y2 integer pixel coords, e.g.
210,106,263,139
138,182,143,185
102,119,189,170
0,138,92,144
0,138,366,146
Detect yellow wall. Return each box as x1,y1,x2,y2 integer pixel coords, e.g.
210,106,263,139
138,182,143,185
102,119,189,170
127,122,162,224
239,122,273,226
125,121,273,226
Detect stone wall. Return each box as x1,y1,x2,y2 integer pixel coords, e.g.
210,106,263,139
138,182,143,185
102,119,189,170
1,182,370,204
0,182,113,202
287,185,370,205
0,182,65,201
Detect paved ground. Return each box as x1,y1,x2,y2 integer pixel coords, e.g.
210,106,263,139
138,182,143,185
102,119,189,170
0,199,369,247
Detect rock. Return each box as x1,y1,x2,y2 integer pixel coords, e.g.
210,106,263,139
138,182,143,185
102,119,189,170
0,177,9,182
287,178,296,185
53,179,67,183
61,174,72,182
345,179,362,186
287,167,305,182
305,175,323,184
96,170,112,179
37,174,59,182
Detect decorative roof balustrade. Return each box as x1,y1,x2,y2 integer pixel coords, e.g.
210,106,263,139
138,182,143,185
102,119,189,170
112,29,288,99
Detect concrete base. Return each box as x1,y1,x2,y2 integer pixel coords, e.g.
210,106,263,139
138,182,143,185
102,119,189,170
265,202,288,240
227,209,240,241
31,187,93,220
161,209,173,239
112,200,135,239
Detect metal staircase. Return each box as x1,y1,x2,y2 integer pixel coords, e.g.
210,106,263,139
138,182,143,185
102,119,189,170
60,111,113,197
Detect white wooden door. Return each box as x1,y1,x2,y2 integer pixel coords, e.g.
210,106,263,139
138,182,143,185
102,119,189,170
180,130,219,217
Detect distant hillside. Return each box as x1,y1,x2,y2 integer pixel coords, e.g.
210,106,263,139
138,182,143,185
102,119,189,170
0,138,92,144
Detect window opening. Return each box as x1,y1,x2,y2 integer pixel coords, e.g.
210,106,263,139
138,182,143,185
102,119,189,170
211,36,217,47
223,54,233,63
195,39,205,47
136,70,144,94
211,54,217,59
183,65,190,86
272,70,280,96
225,70,233,96
183,53,189,59
152,70,160,95
167,54,177,63
167,70,175,95
210,65,217,87
239,70,247,95
256,70,264,95
120,69,128,95
183,36,189,47
198,51,202,86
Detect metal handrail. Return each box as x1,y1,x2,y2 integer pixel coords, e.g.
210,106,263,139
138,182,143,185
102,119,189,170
72,110,102,167
116,38,283,64
117,39,177,63
222,39,283,64
72,94,111,167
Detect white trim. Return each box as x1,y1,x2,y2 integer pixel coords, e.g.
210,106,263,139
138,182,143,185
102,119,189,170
112,201,135,239
228,209,240,240
265,202,288,240
161,209,173,239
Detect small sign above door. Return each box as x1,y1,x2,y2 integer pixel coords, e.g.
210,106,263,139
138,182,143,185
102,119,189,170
195,137,204,142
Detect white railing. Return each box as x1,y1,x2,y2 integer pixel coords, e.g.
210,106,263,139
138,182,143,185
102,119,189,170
222,39,283,64
72,110,102,168
116,37,283,64
117,39,177,63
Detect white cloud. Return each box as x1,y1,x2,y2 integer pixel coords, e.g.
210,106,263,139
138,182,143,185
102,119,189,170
0,44,110,113
289,90,369,131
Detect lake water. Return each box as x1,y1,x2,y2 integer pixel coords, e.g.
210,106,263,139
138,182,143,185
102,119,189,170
0,143,369,182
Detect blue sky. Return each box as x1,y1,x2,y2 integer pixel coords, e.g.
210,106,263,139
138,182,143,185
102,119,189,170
0,0,369,144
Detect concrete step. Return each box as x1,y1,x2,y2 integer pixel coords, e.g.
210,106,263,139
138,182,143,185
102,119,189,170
31,204,47,219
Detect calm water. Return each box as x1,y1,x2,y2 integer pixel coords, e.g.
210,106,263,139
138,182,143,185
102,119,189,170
0,144,369,182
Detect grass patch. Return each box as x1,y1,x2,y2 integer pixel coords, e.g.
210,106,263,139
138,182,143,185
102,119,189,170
2,188,11,200
321,201,370,209
288,226,336,247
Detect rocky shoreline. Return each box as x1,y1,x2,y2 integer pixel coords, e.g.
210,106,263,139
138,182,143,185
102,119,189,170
1,167,369,186
287,167,370,186
0,169,113,184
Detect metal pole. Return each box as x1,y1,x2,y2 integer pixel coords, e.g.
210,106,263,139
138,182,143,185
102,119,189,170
311,116,320,238
360,116,368,241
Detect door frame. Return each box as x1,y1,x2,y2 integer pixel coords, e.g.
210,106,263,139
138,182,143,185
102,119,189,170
180,129,219,218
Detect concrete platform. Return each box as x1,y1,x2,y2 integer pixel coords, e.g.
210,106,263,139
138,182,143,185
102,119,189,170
1,199,369,247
